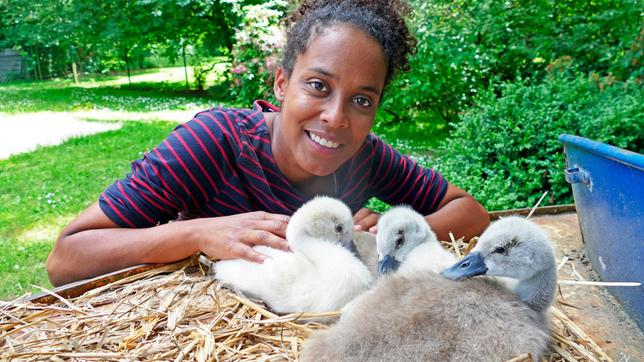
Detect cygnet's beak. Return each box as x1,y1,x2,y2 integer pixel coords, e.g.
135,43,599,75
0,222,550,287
377,255,401,275
442,252,488,280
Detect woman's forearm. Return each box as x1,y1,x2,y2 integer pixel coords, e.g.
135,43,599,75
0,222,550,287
425,183,489,241
47,202,290,286
425,196,489,241
47,214,200,286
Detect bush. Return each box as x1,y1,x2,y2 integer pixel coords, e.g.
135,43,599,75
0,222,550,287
437,72,643,211
380,0,642,127
380,1,490,126
228,0,288,106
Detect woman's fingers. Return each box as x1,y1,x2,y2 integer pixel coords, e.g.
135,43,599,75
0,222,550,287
239,228,289,252
197,211,292,263
353,208,380,232
251,219,290,241
352,208,372,224
229,240,267,263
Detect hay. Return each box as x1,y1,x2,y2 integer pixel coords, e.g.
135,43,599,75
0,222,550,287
1,244,611,361
0,257,330,361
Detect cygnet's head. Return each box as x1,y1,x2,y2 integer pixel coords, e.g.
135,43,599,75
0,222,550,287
286,196,354,249
376,206,437,275
443,216,555,281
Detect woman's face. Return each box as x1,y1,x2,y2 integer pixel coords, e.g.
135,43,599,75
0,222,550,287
272,24,387,184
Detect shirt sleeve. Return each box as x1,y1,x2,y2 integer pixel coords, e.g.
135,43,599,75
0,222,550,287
99,110,240,227
369,135,448,215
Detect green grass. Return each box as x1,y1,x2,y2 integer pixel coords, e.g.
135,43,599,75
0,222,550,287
0,121,178,299
0,68,223,299
0,82,213,114
0,66,234,114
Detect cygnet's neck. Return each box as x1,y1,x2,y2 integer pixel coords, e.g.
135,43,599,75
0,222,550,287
398,239,457,275
514,258,556,313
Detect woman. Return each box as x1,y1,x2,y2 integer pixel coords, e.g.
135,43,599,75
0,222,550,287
47,0,489,286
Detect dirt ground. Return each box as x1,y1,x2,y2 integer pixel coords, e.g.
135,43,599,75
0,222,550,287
533,213,643,362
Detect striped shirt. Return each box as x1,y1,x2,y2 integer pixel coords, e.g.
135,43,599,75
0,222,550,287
99,100,447,227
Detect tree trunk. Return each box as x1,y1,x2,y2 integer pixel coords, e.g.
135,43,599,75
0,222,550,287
34,46,43,80
182,45,189,90
125,52,131,86
72,62,79,84
70,45,79,84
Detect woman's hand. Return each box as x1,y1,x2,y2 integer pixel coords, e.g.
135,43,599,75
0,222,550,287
353,208,380,233
192,211,291,263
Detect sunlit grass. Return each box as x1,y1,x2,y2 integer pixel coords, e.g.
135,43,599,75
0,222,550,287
0,65,235,114
0,83,213,114
0,121,179,299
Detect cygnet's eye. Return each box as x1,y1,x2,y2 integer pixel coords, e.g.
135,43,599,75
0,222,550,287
335,224,344,233
394,236,405,250
493,246,506,254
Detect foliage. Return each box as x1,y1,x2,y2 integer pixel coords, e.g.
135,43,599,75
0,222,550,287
380,1,491,126
228,0,288,105
0,0,261,80
437,72,643,211
381,0,643,126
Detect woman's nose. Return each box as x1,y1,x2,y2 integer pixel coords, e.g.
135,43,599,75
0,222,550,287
321,97,349,128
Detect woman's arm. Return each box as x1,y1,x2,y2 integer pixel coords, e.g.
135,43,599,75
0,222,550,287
46,202,290,286
424,183,489,241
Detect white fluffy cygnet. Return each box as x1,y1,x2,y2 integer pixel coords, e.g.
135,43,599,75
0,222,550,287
376,206,457,276
213,196,373,314
301,216,556,362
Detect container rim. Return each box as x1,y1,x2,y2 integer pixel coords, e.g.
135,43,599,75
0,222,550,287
559,134,644,170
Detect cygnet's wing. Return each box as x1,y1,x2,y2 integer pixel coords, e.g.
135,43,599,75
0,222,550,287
280,238,373,313
213,246,309,307
215,240,372,314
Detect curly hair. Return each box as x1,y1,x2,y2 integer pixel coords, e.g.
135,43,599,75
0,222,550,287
281,0,417,85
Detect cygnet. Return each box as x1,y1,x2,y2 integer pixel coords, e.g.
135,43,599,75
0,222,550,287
376,206,457,276
214,196,373,314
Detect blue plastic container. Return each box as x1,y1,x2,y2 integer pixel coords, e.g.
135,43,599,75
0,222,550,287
560,134,644,329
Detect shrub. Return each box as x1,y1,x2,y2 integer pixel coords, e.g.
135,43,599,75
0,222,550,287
228,0,287,106
380,1,490,126
437,72,643,211
380,0,642,127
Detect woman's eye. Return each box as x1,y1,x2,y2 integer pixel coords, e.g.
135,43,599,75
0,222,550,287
308,81,327,92
353,96,372,107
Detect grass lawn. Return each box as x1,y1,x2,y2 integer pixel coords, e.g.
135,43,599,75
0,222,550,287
0,67,446,300
0,68,220,114
0,121,179,299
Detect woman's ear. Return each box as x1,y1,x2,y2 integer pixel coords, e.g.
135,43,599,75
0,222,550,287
274,67,287,103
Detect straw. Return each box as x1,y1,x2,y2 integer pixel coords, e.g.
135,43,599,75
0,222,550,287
0,249,612,361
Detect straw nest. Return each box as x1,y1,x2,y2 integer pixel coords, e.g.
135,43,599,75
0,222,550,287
0,239,612,362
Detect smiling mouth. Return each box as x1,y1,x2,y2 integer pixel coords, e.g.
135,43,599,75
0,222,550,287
307,131,340,149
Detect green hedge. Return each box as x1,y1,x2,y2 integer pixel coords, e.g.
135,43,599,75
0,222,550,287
437,73,643,211
380,0,642,126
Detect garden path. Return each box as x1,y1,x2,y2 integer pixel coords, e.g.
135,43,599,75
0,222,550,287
0,109,193,160
0,112,122,159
